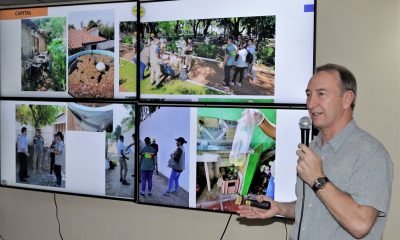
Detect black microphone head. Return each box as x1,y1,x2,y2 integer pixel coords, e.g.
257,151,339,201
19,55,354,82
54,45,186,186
299,116,312,130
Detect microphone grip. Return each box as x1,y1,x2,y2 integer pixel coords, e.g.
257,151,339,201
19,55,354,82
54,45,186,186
301,129,310,147
245,200,271,210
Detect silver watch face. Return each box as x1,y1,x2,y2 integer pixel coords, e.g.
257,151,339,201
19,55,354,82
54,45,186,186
314,177,327,189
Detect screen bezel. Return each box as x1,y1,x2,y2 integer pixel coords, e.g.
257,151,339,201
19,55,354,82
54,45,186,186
0,0,316,211
136,0,316,104
135,102,308,215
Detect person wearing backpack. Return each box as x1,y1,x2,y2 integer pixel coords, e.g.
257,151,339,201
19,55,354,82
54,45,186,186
222,36,237,87
245,39,257,82
164,137,187,196
232,42,248,87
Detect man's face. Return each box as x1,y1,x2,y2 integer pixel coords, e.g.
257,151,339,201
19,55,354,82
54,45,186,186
306,70,350,131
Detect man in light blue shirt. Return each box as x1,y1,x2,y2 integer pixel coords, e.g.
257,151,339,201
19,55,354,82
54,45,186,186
238,64,393,240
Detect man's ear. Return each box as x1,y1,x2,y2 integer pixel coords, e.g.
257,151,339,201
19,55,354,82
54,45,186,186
343,90,354,110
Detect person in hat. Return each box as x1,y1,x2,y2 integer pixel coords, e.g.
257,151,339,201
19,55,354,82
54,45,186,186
164,137,187,196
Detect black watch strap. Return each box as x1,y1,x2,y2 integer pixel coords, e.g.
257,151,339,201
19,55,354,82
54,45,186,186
312,177,330,192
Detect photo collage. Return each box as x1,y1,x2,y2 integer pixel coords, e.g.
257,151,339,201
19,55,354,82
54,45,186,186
0,0,315,211
138,105,308,212
19,8,136,99
2,101,135,199
0,2,138,200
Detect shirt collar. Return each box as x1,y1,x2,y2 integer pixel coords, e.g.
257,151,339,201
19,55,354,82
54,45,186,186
315,119,357,152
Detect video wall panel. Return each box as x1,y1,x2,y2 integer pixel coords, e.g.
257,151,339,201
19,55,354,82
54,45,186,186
0,0,315,209
0,1,137,99
139,0,315,103
138,105,308,213
0,100,136,200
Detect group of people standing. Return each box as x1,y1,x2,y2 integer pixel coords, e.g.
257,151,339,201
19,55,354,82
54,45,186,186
139,136,187,197
134,33,259,91
133,36,193,89
223,35,257,88
17,127,65,187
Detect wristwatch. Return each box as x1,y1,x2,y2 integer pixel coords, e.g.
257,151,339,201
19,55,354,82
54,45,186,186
312,177,330,192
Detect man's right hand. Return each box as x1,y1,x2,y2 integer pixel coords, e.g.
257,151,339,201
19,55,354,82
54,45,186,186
237,195,280,219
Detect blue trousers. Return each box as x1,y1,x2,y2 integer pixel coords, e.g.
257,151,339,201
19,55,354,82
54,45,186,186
133,58,146,81
141,170,153,193
166,169,181,193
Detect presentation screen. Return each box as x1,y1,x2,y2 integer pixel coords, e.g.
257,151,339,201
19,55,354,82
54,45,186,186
138,104,309,213
138,0,315,103
0,100,136,200
0,1,137,99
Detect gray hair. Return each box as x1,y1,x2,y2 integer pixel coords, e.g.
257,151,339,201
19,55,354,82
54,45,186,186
315,63,357,110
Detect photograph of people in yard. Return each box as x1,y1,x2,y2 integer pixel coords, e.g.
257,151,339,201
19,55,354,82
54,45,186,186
105,104,135,199
119,21,137,94
21,17,67,92
139,15,275,98
68,10,115,99
196,107,276,212
15,104,66,188
138,106,190,207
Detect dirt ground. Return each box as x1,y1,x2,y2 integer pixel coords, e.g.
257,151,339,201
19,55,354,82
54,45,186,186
106,138,135,199
188,58,275,96
122,44,275,96
139,171,189,208
15,147,66,188
22,66,56,91
120,43,134,61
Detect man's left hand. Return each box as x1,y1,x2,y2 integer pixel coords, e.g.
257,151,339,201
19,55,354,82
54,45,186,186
296,143,324,186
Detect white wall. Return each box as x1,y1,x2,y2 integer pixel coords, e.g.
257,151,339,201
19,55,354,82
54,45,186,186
0,0,399,240
140,107,191,192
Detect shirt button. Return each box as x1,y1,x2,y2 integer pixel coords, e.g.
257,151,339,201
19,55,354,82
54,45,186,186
308,203,313,208
302,227,306,232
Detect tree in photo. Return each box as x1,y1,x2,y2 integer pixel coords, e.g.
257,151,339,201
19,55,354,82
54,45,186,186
16,105,65,130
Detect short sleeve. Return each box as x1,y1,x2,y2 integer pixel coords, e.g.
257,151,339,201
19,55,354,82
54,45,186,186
348,146,393,216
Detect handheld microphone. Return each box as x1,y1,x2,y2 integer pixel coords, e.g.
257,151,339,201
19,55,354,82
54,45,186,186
297,116,311,240
299,116,312,146
245,199,271,210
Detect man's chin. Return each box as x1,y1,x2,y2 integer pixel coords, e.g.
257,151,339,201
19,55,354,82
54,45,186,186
311,119,323,129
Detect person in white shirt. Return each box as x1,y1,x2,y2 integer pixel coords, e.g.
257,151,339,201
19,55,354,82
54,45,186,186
117,135,130,185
